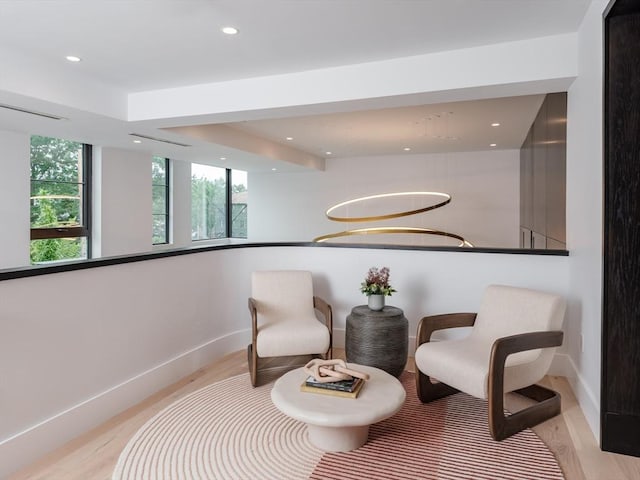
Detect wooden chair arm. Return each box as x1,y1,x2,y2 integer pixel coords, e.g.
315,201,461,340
313,296,333,332
490,330,564,366
487,330,564,438
248,297,258,344
313,296,333,359
490,330,563,373
416,312,477,346
489,330,563,396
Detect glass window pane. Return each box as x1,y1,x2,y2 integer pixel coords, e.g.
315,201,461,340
152,157,169,245
152,185,167,215
152,157,166,185
30,182,82,228
30,237,87,264
153,215,167,245
30,135,90,266
231,169,248,238
191,164,227,240
30,136,83,182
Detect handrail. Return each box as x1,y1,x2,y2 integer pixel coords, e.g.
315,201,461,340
0,241,568,282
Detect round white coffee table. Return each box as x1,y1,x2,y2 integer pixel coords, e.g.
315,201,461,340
270,364,405,452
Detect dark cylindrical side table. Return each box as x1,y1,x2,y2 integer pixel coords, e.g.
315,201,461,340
345,305,408,377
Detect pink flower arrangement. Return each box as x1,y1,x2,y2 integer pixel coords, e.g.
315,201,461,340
360,266,397,296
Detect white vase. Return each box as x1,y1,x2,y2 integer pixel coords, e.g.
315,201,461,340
368,294,385,311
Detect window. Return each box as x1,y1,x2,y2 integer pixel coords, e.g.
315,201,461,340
231,169,248,238
152,156,170,244
30,135,91,264
191,164,227,240
191,165,248,241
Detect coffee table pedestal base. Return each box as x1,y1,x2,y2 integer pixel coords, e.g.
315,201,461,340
307,424,369,452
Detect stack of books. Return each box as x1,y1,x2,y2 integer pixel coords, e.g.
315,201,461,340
300,375,365,399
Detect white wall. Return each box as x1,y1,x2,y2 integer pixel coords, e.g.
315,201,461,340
0,245,569,477
93,147,152,257
250,150,520,248
564,0,608,438
0,130,29,268
168,159,192,248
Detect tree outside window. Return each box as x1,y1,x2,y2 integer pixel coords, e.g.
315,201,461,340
191,164,227,240
231,169,248,238
30,135,90,264
152,156,170,244
191,165,248,240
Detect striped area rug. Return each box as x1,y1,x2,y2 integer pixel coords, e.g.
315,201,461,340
113,372,564,480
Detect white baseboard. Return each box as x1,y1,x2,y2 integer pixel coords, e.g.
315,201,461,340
551,353,600,441
0,330,249,479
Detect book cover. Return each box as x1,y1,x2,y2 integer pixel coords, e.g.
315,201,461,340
304,375,362,392
300,379,365,399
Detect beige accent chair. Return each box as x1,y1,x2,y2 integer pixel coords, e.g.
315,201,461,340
248,270,332,387
414,284,566,440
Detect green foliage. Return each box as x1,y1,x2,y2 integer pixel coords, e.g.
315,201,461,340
190,172,249,240
30,238,82,264
232,183,246,194
29,136,84,263
151,157,167,185
30,196,81,263
30,135,83,227
191,175,227,239
30,135,82,182
152,157,169,244
231,203,247,238
231,182,247,238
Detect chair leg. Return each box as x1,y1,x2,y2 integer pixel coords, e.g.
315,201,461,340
415,370,459,403
489,383,561,440
247,344,258,387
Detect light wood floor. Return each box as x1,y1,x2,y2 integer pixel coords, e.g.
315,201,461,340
8,349,640,480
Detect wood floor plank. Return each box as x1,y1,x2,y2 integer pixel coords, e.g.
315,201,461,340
7,349,640,480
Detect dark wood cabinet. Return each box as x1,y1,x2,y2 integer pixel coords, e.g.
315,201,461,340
520,130,533,232
519,93,566,250
602,0,640,458
546,94,567,245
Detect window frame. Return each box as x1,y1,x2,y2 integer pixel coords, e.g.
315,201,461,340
152,156,170,245
230,169,248,239
190,165,248,241
190,163,228,241
225,168,232,237
30,141,92,258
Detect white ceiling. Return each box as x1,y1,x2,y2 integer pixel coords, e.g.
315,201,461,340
225,95,546,157
0,0,590,170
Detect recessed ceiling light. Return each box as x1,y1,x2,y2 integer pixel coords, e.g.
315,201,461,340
220,157,227,161
490,143,497,147
286,136,293,141
403,147,411,151
271,168,277,171
491,122,501,127
221,26,239,35
132,139,142,144
325,151,332,155
65,55,81,62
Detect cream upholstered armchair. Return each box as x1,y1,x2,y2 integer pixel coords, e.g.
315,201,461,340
414,285,566,440
248,270,332,387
